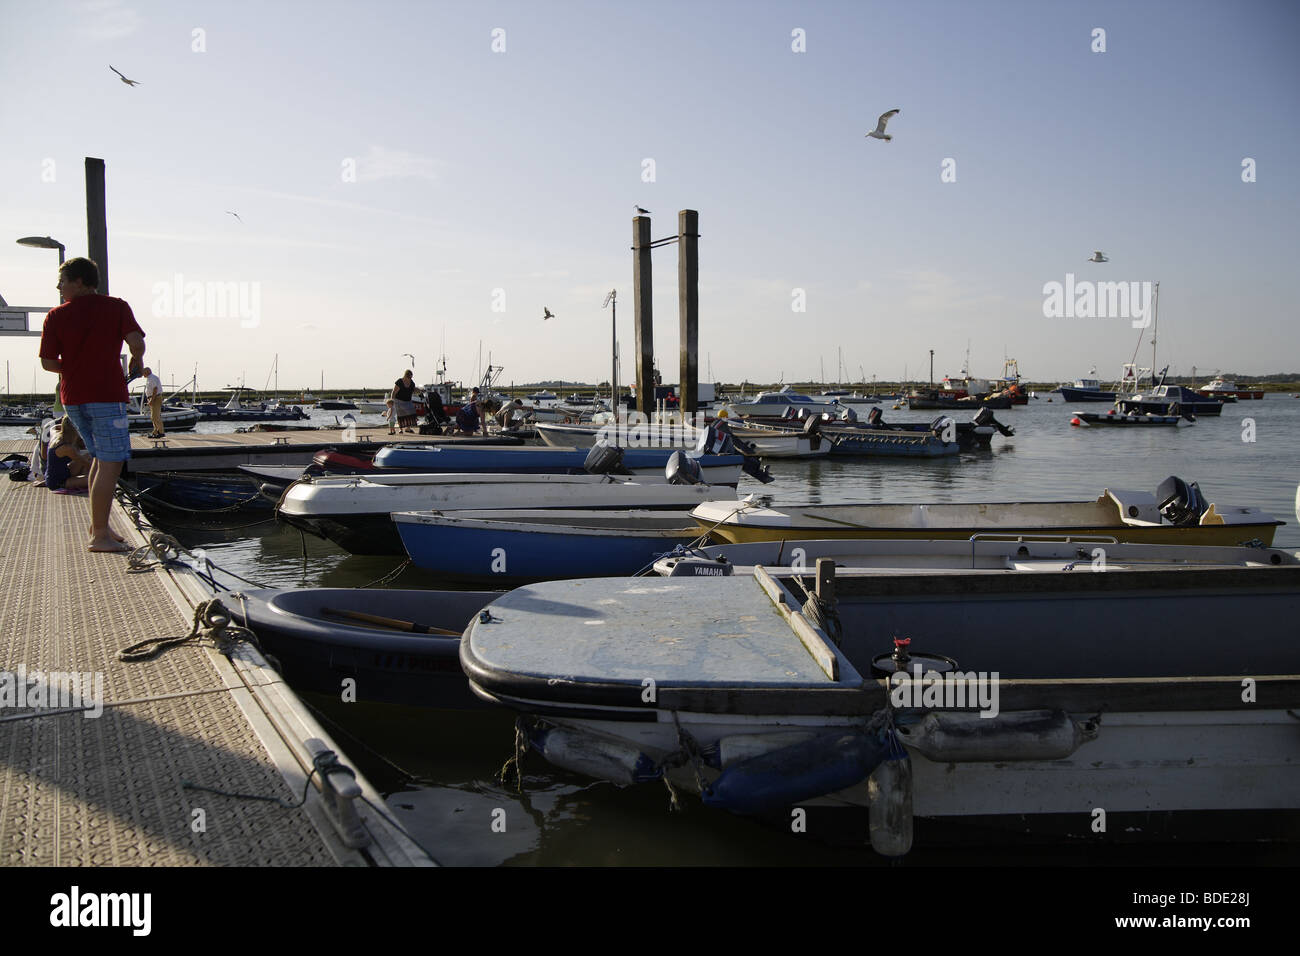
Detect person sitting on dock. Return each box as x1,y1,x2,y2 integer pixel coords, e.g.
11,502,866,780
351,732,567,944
38,256,146,553
44,417,90,492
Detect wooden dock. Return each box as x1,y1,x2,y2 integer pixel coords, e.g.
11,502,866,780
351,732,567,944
0,442,433,866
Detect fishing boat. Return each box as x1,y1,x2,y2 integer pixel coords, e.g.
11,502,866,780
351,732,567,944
1117,380,1224,417
1199,377,1264,401
723,386,843,419
534,421,832,460
1070,408,1195,427
462,561,1300,852
229,588,504,707
190,388,309,422
824,407,1013,451
690,476,1284,547
1056,377,1117,403
527,389,559,402
277,471,739,555
393,508,706,582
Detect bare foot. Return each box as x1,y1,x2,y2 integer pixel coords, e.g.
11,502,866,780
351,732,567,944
88,537,131,553
90,526,126,542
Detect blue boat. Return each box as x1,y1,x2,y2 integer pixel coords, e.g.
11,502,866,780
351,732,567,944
393,508,706,583
373,443,748,485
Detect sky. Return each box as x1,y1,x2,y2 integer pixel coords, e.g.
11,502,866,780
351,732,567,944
1,0,1298,395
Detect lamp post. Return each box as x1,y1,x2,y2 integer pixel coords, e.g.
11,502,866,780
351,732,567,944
602,290,617,415
16,236,66,266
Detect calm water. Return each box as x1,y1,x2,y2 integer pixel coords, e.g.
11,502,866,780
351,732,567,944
34,397,1298,865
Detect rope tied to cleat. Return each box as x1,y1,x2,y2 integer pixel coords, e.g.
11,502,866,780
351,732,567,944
118,597,264,662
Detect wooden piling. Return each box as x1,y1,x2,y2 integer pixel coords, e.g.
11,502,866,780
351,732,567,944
633,215,655,416
85,158,108,293
678,210,699,415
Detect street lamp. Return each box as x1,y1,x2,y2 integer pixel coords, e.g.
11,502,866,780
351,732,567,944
16,236,66,265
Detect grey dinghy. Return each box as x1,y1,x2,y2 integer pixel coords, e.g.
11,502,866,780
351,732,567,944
229,587,504,708
461,564,1300,851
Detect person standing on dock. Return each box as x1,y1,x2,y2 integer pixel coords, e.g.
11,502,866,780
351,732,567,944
392,369,419,433
143,366,164,437
37,257,146,553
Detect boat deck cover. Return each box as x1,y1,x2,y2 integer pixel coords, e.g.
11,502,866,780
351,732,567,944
468,577,836,686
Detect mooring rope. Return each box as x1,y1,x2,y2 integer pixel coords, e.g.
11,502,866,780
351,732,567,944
117,597,264,662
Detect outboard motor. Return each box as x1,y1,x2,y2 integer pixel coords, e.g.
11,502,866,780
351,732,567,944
866,406,884,426
839,405,858,423
929,415,956,441
802,413,823,437
972,406,1015,437
665,450,703,485
695,419,737,456
584,442,629,476
1156,476,1208,527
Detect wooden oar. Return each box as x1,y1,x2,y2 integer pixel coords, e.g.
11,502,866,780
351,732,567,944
322,607,461,636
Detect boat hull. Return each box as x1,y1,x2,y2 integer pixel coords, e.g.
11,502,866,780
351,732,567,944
395,510,703,582
231,588,503,707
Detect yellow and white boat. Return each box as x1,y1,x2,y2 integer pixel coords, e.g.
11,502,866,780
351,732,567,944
692,478,1283,548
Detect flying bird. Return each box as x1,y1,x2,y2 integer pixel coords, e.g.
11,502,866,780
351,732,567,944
1087,251,1109,263
110,66,141,87
226,211,242,223
634,205,650,215
866,109,900,141
543,307,554,321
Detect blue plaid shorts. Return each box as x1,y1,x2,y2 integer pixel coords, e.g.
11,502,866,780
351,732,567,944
63,402,133,463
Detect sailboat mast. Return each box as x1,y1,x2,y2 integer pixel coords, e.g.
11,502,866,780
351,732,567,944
1151,281,1159,384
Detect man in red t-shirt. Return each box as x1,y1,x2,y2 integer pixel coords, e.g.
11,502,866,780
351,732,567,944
38,257,146,553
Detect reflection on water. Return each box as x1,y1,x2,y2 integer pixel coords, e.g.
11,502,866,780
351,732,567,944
158,399,1300,864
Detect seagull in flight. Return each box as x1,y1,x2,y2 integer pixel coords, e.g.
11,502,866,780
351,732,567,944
543,307,554,321
634,205,650,215
866,109,899,141
1087,251,1109,263
226,211,243,223
110,66,141,87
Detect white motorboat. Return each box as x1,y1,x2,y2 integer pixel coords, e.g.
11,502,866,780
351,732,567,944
276,471,738,555
722,386,843,419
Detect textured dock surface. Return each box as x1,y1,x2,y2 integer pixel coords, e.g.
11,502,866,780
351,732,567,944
0,442,426,865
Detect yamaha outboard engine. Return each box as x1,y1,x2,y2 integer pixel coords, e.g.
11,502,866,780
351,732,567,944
1156,476,1208,527
972,406,1015,437
696,419,737,456
701,419,773,484
584,442,629,476
866,406,884,426
665,450,703,485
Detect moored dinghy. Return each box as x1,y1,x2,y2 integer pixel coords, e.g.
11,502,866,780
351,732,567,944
277,470,739,556
691,477,1284,548
394,508,707,582
230,587,504,707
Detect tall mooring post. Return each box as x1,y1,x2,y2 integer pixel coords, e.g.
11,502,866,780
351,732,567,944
632,214,655,416
677,210,699,415
85,158,108,293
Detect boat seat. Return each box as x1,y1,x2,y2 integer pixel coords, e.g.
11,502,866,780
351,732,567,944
1106,488,1160,525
